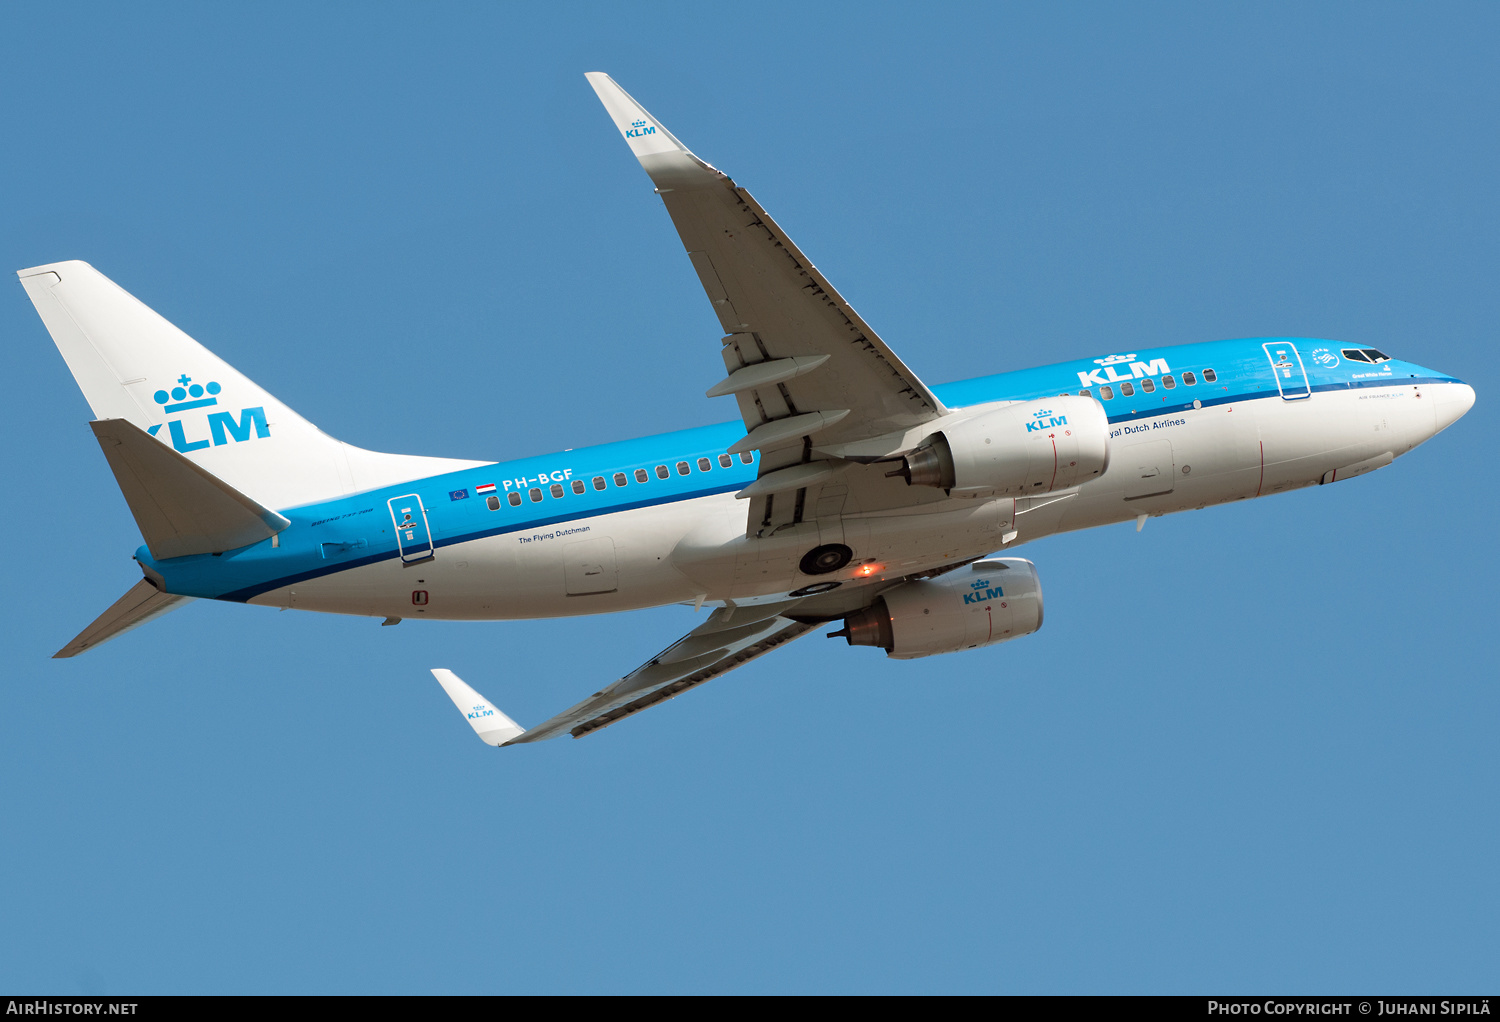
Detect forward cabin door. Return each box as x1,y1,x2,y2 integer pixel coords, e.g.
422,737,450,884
1263,341,1311,400
388,495,435,564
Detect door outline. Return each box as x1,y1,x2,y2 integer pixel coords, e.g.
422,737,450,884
388,494,435,564
1263,341,1311,400
1121,439,1175,500
564,537,618,596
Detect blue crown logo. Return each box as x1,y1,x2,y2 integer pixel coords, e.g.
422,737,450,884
153,373,221,414
631,119,646,128
1033,408,1053,418
971,578,990,590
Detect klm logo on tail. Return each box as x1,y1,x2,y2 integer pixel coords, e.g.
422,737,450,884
146,373,271,454
625,118,657,139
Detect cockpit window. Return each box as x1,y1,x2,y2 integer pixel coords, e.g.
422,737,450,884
1342,348,1390,364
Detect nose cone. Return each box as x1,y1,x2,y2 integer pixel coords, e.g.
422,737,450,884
1433,381,1476,434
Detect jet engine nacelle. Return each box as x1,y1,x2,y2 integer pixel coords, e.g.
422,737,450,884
891,396,1110,497
831,558,1043,659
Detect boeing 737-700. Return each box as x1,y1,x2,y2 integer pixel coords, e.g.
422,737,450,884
20,73,1475,746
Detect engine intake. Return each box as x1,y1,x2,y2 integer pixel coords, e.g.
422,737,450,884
831,558,1044,659
888,396,1110,497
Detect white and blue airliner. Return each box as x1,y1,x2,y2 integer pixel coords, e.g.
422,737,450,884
21,74,1475,747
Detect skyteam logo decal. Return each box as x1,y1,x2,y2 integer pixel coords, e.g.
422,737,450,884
625,118,657,139
964,578,1005,605
1311,347,1339,368
146,372,270,454
1077,354,1172,388
1026,408,1068,432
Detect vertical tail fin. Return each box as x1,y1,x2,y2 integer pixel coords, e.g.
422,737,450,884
19,261,487,512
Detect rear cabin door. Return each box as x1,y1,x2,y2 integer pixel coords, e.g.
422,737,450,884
388,495,435,564
1263,341,1312,400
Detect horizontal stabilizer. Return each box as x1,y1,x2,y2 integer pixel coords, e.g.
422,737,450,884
431,669,527,746
91,418,290,559
55,578,191,659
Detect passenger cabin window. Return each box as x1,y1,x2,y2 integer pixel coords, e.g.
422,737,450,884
1078,389,1092,398
655,465,669,480
1203,369,1218,383
1100,385,1115,400
1141,378,1156,393
551,483,565,499
739,452,754,464
593,476,606,491
508,491,522,507
486,495,500,511
1162,375,1176,389
614,472,628,487
718,454,732,468
676,461,690,476
528,487,542,503
1121,382,1135,397
571,479,585,494
697,457,712,472
634,469,648,484
1183,371,1197,386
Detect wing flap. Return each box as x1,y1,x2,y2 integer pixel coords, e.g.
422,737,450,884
504,604,818,744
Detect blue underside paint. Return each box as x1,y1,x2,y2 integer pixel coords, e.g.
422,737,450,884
138,337,1464,602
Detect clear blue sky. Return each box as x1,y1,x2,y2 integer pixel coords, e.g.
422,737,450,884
2,2,1495,994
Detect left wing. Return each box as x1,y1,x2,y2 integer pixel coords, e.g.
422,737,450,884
433,602,821,745
586,73,950,533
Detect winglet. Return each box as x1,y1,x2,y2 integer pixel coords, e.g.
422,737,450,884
430,669,526,747
584,72,720,185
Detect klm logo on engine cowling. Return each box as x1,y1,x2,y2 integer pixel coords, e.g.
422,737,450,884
964,578,1005,605
145,373,271,454
625,118,657,139
1076,354,1172,388
1025,408,1068,432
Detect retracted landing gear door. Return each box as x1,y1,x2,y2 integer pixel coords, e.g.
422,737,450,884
388,494,435,564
